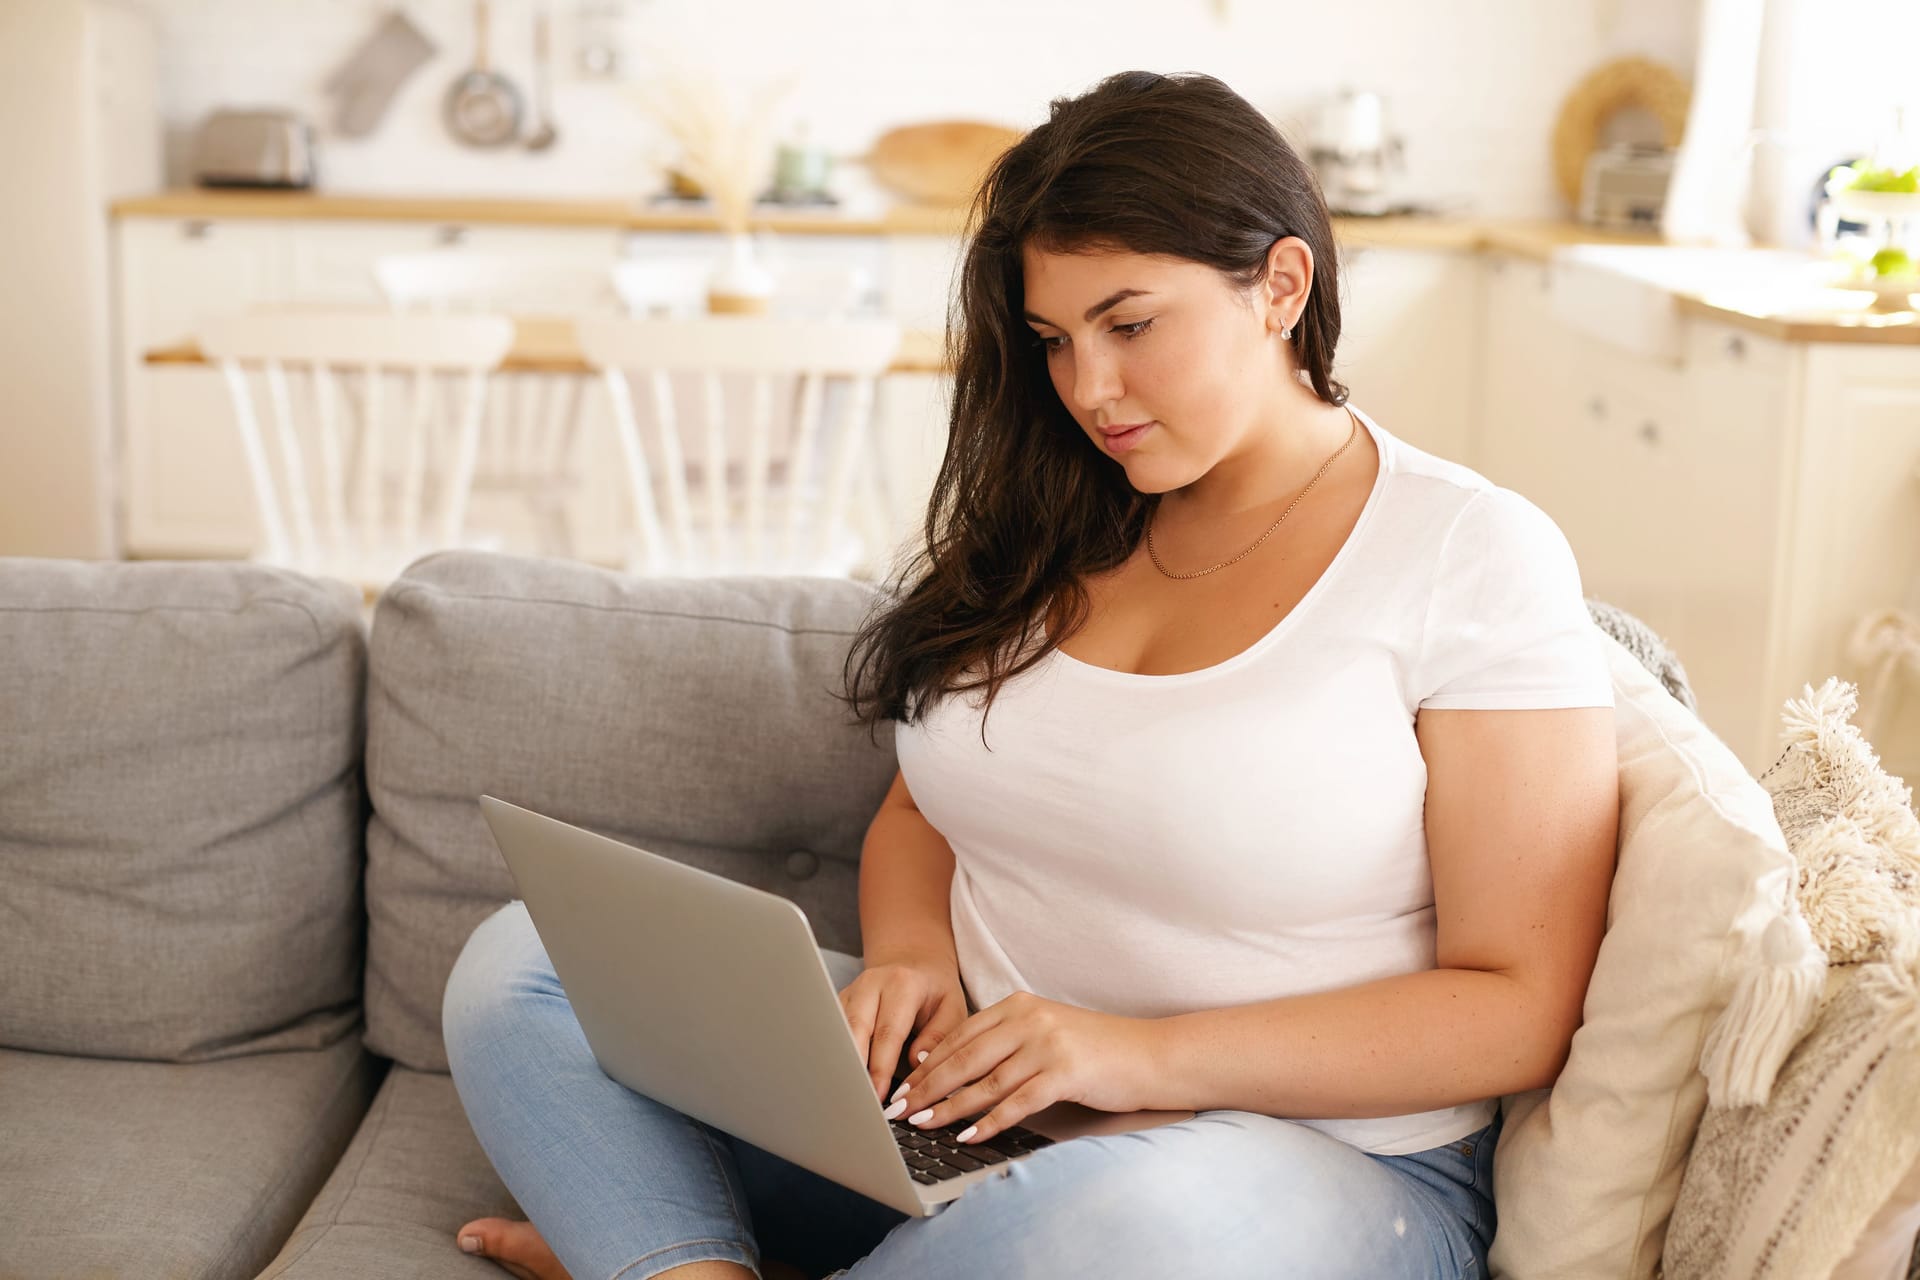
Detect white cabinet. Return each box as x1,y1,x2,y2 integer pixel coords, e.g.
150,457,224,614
1475,254,1582,505
1335,245,1479,463
117,217,287,553
1772,344,1920,782
1475,248,1920,780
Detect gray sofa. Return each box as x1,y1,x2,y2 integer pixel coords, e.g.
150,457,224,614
13,548,1865,1279
0,550,895,1279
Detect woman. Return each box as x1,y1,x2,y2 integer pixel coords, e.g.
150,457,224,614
443,70,1619,1280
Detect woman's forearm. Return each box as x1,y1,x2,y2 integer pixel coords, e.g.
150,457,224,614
1145,966,1574,1118
857,805,959,970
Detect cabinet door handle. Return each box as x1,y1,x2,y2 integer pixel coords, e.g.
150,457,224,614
1588,396,1607,419
1725,335,1747,361
1638,421,1661,446
436,224,469,247
182,219,213,240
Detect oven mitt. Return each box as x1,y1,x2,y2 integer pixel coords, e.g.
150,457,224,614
324,9,438,138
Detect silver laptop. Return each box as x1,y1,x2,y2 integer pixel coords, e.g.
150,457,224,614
477,795,1195,1218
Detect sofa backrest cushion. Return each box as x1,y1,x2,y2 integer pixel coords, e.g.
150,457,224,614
362,551,898,1072
0,558,367,1061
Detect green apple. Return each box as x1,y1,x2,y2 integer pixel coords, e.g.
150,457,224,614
1851,165,1920,193
1871,246,1915,277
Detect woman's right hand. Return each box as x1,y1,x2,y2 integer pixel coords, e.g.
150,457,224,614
837,957,970,1103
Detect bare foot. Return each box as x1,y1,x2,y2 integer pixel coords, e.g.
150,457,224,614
455,1217,571,1280
456,1216,810,1280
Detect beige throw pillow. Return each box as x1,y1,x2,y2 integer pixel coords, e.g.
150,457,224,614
1662,950,1920,1280
1661,679,1920,1280
1489,632,1821,1280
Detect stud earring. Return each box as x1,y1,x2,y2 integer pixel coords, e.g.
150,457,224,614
1280,322,1294,341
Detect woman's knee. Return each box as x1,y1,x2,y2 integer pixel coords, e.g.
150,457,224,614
441,899,548,1054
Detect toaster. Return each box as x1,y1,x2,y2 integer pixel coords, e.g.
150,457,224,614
191,109,318,189
1579,142,1674,231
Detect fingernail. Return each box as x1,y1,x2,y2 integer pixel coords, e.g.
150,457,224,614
908,1108,935,1126
882,1097,907,1120
459,1235,482,1254
955,1124,977,1142
889,1081,910,1103
917,1050,929,1063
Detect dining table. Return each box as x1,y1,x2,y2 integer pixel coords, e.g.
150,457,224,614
142,313,950,375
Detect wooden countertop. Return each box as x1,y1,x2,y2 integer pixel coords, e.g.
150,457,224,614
110,190,1636,255
111,189,976,237
145,314,948,376
112,191,1920,345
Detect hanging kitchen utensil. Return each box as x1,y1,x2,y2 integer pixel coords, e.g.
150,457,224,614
325,8,437,139
444,0,523,149
523,4,558,151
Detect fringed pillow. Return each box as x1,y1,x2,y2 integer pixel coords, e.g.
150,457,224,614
1662,680,1920,1280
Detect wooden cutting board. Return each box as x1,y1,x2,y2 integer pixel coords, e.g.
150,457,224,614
859,121,1026,207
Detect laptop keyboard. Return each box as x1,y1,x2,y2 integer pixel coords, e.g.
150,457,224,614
892,1117,1054,1183
885,1072,1054,1184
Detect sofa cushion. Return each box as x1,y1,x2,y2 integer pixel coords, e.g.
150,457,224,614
0,558,367,1061
255,1065,523,1278
1488,631,1814,1279
1663,678,1920,1280
0,1034,381,1280
362,550,898,1071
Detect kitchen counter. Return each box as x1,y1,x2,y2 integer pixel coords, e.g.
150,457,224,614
110,189,1632,254
1547,242,1920,349
110,189,976,236
110,191,1919,344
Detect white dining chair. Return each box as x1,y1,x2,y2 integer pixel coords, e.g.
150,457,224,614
608,255,885,540
372,251,617,560
572,314,904,580
196,309,516,596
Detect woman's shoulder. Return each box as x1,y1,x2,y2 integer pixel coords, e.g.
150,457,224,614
1371,420,1495,506
1369,421,1559,535
1357,421,1574,595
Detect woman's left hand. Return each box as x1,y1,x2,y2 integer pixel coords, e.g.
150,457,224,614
882,990,1166,1145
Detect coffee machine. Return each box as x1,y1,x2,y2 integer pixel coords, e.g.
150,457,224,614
1307,88,1407,216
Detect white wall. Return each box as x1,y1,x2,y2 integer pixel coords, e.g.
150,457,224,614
1749,0,1920,248
146,0,1700,218
0,0,156,559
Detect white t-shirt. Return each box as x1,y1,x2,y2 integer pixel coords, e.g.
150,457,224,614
892,404,1614,1156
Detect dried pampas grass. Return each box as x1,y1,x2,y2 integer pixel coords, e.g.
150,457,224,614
630,62,795,235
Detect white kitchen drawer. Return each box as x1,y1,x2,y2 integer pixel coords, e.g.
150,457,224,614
450,224,625,259
285,221,626,305
117,216,287,343
282,219,445,304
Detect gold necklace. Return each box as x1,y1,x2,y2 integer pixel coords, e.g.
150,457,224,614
1146,405,1360,580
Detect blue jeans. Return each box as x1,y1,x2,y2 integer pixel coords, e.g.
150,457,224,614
444,901,1498,1280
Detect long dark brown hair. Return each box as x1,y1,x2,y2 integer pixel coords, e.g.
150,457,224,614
838,70,1349,746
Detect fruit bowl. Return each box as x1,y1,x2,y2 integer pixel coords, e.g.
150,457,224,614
1838,266,1920,309
1832,189,1920,222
